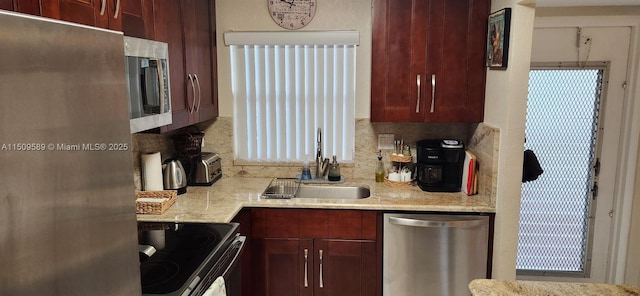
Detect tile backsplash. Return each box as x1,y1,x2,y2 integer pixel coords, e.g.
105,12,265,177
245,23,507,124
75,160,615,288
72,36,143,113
131,117,499,205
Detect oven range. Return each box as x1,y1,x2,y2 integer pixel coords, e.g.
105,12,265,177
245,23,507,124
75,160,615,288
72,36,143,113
137,222,246,296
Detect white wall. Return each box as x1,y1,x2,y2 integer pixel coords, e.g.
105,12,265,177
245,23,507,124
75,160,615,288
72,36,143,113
215,0,372,118
483,0,535,280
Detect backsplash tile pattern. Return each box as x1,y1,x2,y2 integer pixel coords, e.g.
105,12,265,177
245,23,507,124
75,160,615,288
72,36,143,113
131,117,499,205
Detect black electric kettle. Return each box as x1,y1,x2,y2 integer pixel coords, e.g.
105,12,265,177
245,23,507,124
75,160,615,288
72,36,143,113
163,158,187,195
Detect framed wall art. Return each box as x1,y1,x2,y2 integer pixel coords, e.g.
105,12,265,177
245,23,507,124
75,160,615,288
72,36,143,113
486,8,511,70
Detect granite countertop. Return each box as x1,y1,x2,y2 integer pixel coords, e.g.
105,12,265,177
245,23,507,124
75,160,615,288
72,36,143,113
136,177,494,223
469,279,640,296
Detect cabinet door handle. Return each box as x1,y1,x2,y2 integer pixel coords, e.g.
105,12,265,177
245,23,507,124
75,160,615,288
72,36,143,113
113,0,121,19
304,248,309,288
187,74,196,113
193,74,201,112
319,249,324,288
430,74,436,113
416,74,421,113
99,0,106,16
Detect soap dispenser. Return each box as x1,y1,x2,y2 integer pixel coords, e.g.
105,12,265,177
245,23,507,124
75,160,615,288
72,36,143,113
376,150,385,182
328,155,341,181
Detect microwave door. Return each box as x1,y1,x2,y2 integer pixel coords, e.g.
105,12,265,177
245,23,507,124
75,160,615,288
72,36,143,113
125,56,144,119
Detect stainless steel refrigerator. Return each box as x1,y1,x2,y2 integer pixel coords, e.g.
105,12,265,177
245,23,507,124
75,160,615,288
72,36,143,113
0,11,141,296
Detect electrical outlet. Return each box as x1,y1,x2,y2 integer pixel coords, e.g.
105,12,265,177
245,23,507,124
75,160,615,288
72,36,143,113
378,134,395,150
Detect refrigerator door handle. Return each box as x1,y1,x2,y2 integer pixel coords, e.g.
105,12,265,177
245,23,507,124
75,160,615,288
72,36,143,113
388,216,486,228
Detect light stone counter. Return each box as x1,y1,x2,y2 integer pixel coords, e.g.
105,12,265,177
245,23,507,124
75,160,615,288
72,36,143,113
136,177,494,223
469,279,640,296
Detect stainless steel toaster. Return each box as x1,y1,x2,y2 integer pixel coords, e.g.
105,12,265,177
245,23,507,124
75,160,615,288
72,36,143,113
190,152,222,186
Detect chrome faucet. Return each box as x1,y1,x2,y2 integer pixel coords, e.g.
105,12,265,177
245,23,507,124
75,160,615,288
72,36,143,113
315,128,330,178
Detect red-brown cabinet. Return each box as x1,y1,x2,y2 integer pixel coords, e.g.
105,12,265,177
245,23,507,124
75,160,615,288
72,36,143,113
2,0,154,39
1,0,40,15
153,0,218,132
40,0,122,31
371,0,489,122
120,0,155,39
248,209,380,296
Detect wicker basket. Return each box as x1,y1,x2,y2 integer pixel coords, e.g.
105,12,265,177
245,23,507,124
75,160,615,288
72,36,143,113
383,176,413,188
136,190,177,214
390,154,412,163
172,126,205,158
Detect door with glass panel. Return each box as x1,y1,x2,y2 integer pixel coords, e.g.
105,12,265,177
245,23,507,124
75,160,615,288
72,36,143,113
517,63,609,280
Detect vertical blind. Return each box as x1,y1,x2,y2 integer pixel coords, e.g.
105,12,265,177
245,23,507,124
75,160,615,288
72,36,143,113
226,32,358,162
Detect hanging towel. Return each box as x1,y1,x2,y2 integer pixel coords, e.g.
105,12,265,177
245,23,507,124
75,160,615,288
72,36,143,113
203,276,227,296
522,149,543,182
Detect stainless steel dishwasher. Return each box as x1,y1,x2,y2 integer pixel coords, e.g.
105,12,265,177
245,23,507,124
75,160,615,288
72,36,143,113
383,213,490,296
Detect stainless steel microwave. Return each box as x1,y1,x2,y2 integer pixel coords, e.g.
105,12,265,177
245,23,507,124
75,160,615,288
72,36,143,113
124,36,172,133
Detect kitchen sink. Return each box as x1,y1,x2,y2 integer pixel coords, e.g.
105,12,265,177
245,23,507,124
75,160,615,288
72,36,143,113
261,178,370,199
295,184,370,199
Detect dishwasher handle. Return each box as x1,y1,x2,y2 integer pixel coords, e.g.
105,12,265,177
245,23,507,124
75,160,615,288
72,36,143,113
388,216,486,228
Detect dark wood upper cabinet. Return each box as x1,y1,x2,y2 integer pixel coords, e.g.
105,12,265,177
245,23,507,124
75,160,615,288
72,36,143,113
121,0,155,39
0,0,11,10
40,0,122,31
371,0,489,122
4,0,155,39
183,0,218,124
1,0,41,15
153,0,218,132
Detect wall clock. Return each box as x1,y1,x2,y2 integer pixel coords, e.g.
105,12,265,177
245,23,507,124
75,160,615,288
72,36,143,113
267,0,317,30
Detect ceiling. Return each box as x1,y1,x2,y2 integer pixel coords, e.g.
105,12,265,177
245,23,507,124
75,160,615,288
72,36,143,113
535,0,640,7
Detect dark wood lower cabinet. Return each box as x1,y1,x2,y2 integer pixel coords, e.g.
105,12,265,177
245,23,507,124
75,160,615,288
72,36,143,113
253,238,313,296
252,238,376,296
245,209,381,296
314,239,377,296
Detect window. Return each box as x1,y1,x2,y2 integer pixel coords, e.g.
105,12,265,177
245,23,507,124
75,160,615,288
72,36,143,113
225,31,358,162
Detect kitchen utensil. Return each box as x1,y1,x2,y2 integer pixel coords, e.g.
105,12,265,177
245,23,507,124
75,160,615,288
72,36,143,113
189,152,222,186
163,158,187,194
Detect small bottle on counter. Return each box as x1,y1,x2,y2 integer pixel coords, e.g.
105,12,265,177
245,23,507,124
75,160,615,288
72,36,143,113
328,155,341,181
375,150,385,182
301,156,312,180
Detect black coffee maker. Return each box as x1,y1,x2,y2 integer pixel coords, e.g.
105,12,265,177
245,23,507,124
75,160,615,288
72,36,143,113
415,139,465,192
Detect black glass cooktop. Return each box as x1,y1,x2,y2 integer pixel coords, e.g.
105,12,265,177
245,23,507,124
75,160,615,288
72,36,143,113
138,222,238,295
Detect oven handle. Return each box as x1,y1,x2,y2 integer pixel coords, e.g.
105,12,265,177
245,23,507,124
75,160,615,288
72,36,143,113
221,235,247,279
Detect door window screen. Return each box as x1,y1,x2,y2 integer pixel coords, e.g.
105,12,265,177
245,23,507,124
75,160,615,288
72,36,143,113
517,66,604,275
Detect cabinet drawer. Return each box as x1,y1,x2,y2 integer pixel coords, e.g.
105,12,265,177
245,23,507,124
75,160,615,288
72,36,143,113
251,209,377,240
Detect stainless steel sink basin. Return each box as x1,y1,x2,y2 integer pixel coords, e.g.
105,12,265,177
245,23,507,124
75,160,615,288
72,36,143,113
295,184,371,199
261,178,371,200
